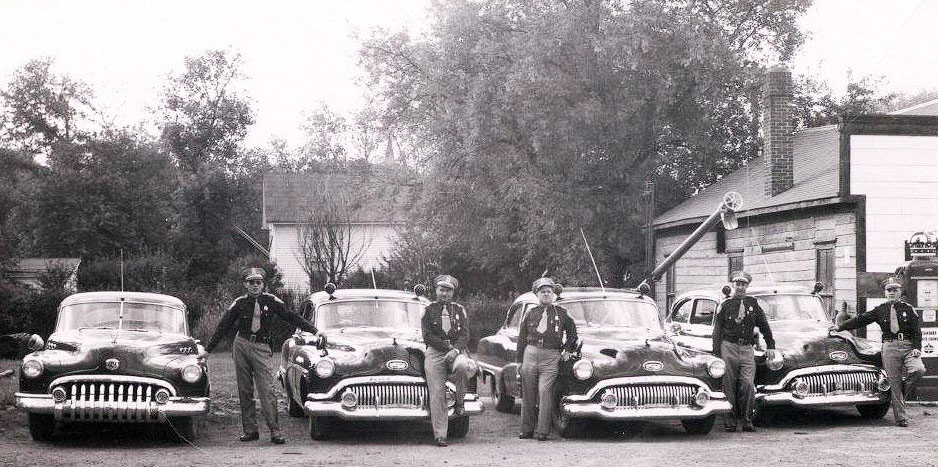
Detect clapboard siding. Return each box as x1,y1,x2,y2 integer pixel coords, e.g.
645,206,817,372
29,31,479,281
654,210,857,317
268,223,401,293
850,135,938,274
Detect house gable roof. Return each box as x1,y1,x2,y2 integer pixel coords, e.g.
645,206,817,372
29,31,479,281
654,125,841,229
262,172,416,226
890,98,938,116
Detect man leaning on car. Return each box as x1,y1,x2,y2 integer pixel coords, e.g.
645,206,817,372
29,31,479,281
712,270,776,433
421,274,474,447
832,276,925,427
204,267,318,444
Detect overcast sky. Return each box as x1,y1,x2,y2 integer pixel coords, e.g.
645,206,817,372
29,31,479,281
2,0,936,149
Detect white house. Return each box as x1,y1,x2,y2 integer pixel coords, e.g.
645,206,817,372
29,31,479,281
262,173,413,292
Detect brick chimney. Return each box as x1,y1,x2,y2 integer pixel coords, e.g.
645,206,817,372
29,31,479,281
763,65,794,197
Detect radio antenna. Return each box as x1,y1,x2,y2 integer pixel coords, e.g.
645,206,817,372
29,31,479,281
580,228,605,292
371,267,378,289
120,249,125,292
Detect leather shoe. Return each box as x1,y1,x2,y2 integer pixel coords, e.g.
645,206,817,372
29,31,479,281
535,434,548,441
435,437,448,447
897,419,909,427
271,435,286,444
518,432,534,439
724,425,737,432
742,424,756,432
239,432,260,442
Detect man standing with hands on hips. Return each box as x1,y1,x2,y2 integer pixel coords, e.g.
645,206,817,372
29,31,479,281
832,276,925,427
421,274,474,447
712,270,775,432
204,267,318,444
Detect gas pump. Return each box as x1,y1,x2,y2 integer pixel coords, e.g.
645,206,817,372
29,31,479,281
895,231,938,397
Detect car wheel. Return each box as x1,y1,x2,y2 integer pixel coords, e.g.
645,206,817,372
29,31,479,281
448,415,470,438
166,416,200,441
493,375,515,413
857,402,890,419
552,403,583,438
28,413,55,441
309,416,334,440
681,415,716,435
287,381,306,418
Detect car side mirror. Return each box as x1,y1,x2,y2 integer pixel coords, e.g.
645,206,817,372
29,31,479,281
414,284,426,296
316,333,328,352
812,281,825,295
721,285,731,298
28,334,44,351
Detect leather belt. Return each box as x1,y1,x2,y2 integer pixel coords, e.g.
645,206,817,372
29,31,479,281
239,332,264,343
884,332,907,342
529,337,559,350
723,338,752,346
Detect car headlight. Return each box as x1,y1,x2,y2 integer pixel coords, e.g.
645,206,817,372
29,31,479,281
182,365,203,383
22,359,43,379
766,351,784,371
572,359,593,380
707,359,726,378
314,358,335,378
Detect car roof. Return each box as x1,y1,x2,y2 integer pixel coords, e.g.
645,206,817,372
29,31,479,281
307,288,431,306
60,291,186,309
674,285,816,303
512,287,656,306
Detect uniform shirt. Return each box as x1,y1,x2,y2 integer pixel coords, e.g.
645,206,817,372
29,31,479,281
421,301,469,352
205,293,316,351
839,301,922,350
712,295,775,357
517,304,578,363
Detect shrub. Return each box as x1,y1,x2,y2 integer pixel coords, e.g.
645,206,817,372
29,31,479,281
0,283,66,338
459,292,512,352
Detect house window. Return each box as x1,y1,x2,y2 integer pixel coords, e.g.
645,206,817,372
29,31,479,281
728,252,743,280
666,263,676,312
816,246,835,317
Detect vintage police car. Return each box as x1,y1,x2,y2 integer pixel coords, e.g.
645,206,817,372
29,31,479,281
279,285,483,440
667,284,890,420
477,287,731,436
15,292,211,441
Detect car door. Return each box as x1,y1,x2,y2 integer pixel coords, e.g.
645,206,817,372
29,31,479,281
684,298,717,353
667,297,694,348
501,302,533,397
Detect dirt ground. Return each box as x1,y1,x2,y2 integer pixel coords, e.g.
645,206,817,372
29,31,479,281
1,353,936,467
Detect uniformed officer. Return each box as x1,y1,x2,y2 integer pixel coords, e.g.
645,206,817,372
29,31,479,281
517,277,578,441
421,274,474,447
712,270,776,432
832,276,926,427
205,268,318,444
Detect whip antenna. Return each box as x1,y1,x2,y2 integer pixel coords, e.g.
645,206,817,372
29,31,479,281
371,267,378,289
120,249,125,292
580,228,605,292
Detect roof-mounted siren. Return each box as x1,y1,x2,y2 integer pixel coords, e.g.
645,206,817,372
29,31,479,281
324,283,337,300
413,284,427,297
641,192,744,290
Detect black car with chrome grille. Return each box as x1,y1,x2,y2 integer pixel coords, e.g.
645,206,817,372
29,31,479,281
667,285,890,421
476,287,731,436
278,285,482,440
15,292,210,441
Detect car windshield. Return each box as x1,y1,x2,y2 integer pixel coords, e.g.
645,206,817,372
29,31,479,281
57,301,188,334
316,300,425,330
754,294,830,322
561,299,663,331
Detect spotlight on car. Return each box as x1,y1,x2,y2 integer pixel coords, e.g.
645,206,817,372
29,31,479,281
340,390,358,409
155,388,171,404
315,358,336,378
182,365,203,383
51,387,67,403
572,360,593,380
22,359,43,379
694,389,711,407
793,380,809,398
324,282,337,298
600,391,618,410
707,359,726,378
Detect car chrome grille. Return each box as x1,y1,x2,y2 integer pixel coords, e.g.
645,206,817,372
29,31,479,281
52,380,168,422
790,371,879,396
606,384,697,409
344,383,428,409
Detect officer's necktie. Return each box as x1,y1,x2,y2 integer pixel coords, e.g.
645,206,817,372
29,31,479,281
736,300,746,323
536,306,549,333
889,304,899,334
442,304,452,334
251,300,261,333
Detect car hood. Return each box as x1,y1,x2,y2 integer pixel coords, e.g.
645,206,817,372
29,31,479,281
768,321,881,367
38,329,200,380
578,328,704,380
319,327,426,378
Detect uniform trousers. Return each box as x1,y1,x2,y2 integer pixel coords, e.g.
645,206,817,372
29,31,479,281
232,335,281,436
520,345,560,437
721,341,756,428
882,339,926,423
424,347,471,438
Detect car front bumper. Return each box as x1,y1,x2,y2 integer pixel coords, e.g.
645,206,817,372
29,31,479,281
561,376,732,421
304,396,483,421
15,392,210,422
756,364,890,408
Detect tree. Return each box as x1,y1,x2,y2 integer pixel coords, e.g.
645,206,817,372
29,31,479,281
361,0,811,292
793,74,897,128
296,194,372,289
0,148,40,272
